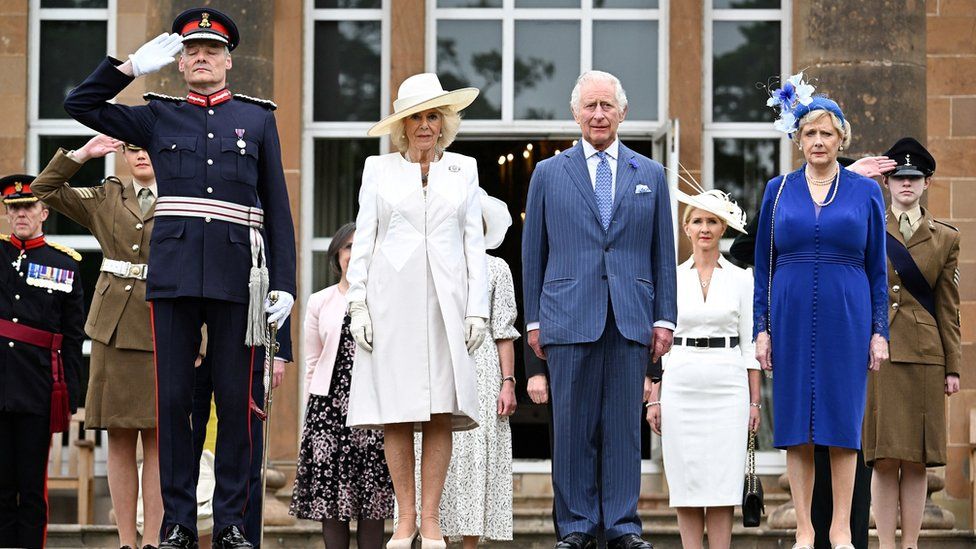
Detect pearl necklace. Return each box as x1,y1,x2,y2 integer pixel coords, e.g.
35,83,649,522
805,164,838,186
807,167,840,207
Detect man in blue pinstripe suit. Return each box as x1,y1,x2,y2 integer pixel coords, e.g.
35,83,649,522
522,71,677,549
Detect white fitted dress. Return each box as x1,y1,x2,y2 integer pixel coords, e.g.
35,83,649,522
660,255,760,507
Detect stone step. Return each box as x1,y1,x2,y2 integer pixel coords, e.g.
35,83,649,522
46,524,976,549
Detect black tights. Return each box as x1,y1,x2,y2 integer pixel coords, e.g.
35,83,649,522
322,518,386,549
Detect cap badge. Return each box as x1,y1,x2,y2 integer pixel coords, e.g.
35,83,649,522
13,182,22,192
904,154,912,166
199,12,212,28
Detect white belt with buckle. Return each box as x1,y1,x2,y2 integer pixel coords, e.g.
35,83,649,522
100,258,148,280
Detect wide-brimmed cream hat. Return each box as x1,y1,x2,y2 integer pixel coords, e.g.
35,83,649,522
367,73,479,137
675,188,748,234
480,189,512,250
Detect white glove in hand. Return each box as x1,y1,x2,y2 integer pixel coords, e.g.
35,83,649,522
265,291,295,326
129,33,184,77
348,301,373,352
464,317,487,354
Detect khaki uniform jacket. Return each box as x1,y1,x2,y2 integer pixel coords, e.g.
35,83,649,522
886,207,962,376
32,148,155,351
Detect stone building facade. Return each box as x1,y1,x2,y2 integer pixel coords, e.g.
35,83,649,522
0,0,973,527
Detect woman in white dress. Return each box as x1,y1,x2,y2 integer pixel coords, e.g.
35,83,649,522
421,190,519,548
646,189,762,549
345,73,489,549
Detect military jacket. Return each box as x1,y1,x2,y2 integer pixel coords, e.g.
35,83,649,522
64,57,297,306
886,207,962,375
32,149,154,351
0,236,85,415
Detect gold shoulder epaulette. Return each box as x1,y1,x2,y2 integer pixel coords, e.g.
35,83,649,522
47,240,82,262
143,92,186,104
0,233,9,242
234,93,277,111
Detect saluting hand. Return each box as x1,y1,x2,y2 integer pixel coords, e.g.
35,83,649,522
127,33,183,78
71,134,122,163
868,333,888,371
848,156,897,179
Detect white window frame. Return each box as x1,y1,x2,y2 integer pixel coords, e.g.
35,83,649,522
702,0,793,192
702,0,790,469
27,0,116,476
426,0,669,137
299,0,391,411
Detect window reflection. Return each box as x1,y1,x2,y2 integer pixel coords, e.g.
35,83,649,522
514,21,579,120
315,0,381,7
438,0,503,6
437,20,503,119
41,0,107,7
712,20,779,123
312,138,378,239
593,21,658,120
713,138,779,221
515,0,579,7
594,0,658,7
713,0,779,8
39,21,106,119
314,21,381,122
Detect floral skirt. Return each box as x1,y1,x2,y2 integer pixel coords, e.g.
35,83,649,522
290,319,394,521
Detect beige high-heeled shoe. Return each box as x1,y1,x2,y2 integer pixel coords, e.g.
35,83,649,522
419,535,447,549
386,529,418,549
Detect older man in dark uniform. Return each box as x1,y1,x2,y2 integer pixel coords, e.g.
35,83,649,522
0,176,85,549
63,8,296,549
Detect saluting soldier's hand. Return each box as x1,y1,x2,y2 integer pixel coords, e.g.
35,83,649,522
72,134,123,164
127,33,183,78
849,156,897,179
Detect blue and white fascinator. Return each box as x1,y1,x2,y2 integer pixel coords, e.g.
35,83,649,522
766,72,847,136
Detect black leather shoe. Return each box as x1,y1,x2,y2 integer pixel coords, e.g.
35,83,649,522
213,525,254,549
142,545,159,549
158,524,198,549
554,532,597,549
608,533,654,549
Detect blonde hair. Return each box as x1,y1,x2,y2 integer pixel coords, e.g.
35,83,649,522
792,109,852,149
682,206,727,237
389,107,462,154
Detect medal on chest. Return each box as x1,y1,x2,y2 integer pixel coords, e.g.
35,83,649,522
26,262,75,293
235,128,247,153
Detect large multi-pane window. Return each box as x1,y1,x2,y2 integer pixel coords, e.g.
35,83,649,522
704,0,790,456
429,0,665,131
302,0,388,298
703,0,791,227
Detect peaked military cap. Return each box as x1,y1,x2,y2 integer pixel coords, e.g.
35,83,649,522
0,174,38,204
884,137,935,178
172,7,240,51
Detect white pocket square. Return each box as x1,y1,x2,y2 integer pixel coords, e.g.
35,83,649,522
635,184,652,194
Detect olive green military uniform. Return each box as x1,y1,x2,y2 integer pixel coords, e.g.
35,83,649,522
863,206,961,466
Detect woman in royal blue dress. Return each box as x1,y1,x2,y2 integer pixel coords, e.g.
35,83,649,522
754,76,889,549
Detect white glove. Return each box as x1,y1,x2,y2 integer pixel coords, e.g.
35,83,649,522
348,301,373,352
265,291,295,327
129,33,183,78
464,317,487,354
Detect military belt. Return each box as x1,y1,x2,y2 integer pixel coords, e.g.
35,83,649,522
100,258,148,280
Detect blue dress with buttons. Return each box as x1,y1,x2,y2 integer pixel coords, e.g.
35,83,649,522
753,166,889,450
63,57,296,304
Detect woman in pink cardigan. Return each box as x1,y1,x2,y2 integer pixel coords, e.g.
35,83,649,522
290,222,394,549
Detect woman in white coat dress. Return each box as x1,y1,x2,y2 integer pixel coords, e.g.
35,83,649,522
646,189,762,549
345,73,489,549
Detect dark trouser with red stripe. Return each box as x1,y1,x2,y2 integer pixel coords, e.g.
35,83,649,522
190,356,265,546
152,298,263,540
0,410,51,549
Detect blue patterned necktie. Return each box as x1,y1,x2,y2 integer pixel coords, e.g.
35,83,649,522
594,151,613,229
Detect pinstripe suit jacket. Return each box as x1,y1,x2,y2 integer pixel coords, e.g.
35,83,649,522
522,140,677,347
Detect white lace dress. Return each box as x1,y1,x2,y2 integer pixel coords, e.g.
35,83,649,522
412,255,520,539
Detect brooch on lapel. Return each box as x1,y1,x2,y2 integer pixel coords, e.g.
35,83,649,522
628,158,639,170
26,262,75,293
635,184,652,194
449,165,460,172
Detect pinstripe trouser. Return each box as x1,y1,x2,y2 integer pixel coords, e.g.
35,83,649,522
545,302,646,540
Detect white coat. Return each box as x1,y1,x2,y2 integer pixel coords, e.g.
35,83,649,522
346,151,489,431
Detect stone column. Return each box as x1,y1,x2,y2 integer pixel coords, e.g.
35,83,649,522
793,0,927,157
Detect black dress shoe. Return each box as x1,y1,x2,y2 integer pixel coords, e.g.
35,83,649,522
142,545,159,549
554,532,597,549
213,525,254,549
608,533,654,549
158,524,198,549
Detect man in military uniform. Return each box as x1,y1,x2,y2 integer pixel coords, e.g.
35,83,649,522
863,137,961,549
64,8,296,549
0,175,85,549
